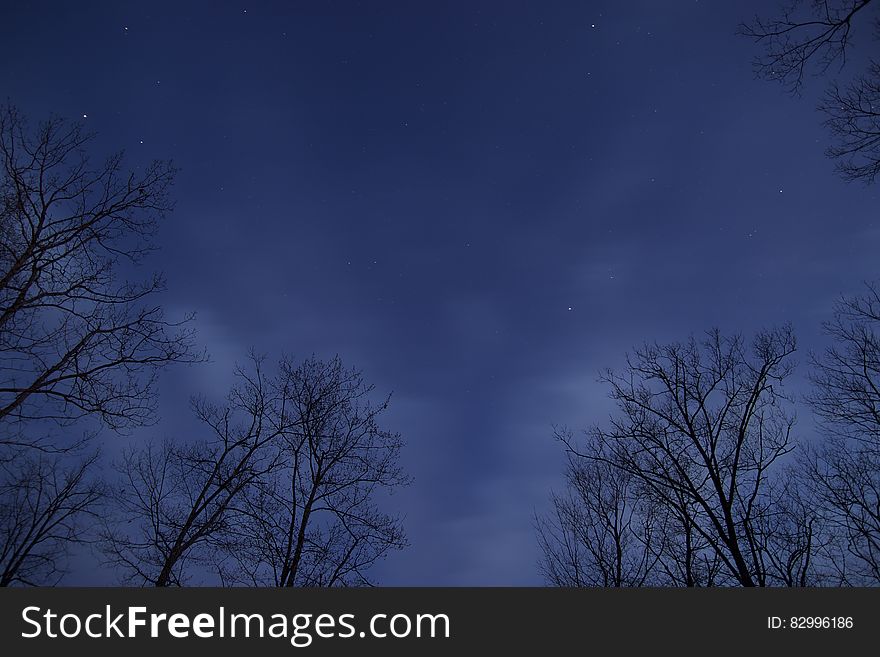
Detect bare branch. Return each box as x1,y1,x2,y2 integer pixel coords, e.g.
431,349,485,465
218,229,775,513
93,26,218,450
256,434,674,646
539,327,821,587
0,105,203,450
0,449,102,586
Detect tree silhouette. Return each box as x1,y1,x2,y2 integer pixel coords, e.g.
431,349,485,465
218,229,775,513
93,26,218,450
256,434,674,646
0,450,101,586
540,328,824,586
740,0,880,183
100,355,282,586
536,446,664,586
101,354,409,587
0,105,200,585
220,355,409,587
805,282,880,584
821,62,880,182
0,106,200,452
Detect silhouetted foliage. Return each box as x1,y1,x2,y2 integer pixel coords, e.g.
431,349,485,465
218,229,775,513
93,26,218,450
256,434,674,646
740,0,880,183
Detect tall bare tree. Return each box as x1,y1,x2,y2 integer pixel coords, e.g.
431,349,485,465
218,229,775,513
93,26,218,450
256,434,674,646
0,105,200,452
806,282,880,584
221,355,409,587
821,62,880,183
100,356,282,586
540,328,824,587
740,0,880,183
0,105,200,585
102,355,409,587
536,439,663,587
0,450,101,586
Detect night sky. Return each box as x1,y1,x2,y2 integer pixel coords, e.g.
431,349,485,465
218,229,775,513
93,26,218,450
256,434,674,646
2,0,877,585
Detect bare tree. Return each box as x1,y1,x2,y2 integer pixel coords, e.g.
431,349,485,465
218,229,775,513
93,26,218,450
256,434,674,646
0,105,200,586
221,355,409,587
806,282,880,583
102,354,409,587
100,357,282,586
821,62,880,182
740,0,875,93
0,105,200,452
540,328,823,587
536,436,663,587
739,0,880,183
539,427,730,588
0,450,101,586
749,469,825,586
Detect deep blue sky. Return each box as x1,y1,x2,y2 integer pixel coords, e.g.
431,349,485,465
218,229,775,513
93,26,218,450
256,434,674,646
2,0,877,584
